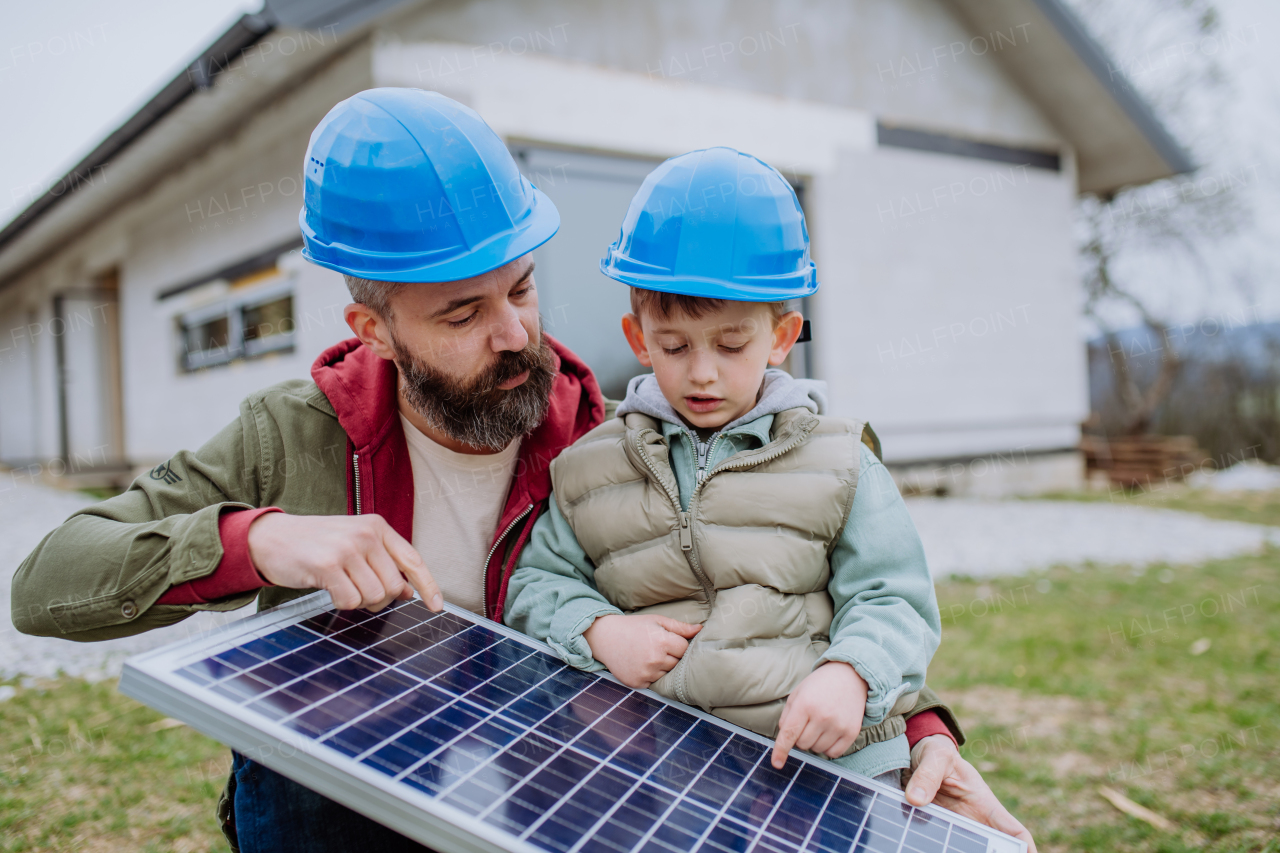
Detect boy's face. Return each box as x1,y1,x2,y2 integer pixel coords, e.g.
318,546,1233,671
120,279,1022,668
621,301,805,430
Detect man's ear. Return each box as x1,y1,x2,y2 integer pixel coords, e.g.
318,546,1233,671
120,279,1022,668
768,311,805,366
344,303,397,361
620,313,653,367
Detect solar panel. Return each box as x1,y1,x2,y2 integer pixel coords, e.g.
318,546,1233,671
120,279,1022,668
120,593,1026,853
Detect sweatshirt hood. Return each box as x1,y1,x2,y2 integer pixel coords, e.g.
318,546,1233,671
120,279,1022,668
616,368,827,432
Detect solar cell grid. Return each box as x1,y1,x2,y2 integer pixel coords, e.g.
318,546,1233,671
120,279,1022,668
124,595,1024,853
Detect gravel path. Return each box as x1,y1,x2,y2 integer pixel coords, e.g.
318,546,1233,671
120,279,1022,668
2,479,1278,680
906,496,1280,579
0,479,234,682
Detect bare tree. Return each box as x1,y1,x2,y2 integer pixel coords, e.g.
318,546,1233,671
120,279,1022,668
1068,0,1252,435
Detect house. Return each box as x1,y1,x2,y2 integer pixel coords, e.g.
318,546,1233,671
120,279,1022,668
0,0,1191,495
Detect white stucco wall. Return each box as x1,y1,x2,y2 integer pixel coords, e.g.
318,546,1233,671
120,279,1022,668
116,51,371,463
2,0,1087,487
809,145,1087,461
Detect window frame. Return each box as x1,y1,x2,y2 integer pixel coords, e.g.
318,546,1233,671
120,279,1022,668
176,277,297,372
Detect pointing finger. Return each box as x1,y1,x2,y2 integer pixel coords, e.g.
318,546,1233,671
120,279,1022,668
772,706,806,769
383,525,442,611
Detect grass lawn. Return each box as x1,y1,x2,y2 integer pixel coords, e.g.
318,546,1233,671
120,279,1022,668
2,490,1277,852
0,678,229,852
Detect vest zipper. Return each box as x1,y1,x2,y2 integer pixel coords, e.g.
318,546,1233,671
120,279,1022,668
682,418,819,587
632,430,714,709
351,454,362,515
632,418,819,708
631,432,714,592
481,502,534,617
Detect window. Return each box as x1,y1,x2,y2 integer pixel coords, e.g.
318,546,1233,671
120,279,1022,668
177,280,295,372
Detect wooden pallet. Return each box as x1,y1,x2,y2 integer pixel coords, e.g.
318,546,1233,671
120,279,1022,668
1081,434,1206,488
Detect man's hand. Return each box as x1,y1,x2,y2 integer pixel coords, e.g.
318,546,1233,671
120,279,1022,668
906,734,1038,853
771,661,868,769
247,513,442,613
583,613,701,689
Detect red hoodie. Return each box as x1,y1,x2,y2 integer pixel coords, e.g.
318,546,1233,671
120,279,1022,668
161,336,954,746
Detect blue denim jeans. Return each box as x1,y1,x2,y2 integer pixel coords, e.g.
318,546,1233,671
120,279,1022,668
230,752,432,853
228,752,905,851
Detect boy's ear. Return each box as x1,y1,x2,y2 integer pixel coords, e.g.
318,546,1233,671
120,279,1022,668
621,313,653,367
768,311,805,366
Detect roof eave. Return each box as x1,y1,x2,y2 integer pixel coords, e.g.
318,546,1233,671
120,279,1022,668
1031,0,1196,177
944,0,1195,195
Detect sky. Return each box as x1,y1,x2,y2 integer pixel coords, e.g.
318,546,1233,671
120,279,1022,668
1062,0,1280,330
0,0,259,224
0,0,1277,330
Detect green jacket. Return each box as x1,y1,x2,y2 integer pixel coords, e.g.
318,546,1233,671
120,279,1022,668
9,336,608,849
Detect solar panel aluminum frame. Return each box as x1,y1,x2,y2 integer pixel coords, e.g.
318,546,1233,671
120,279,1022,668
119,592,1027,853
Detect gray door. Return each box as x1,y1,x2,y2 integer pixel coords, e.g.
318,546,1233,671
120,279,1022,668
0,309,40,464
56,288,125,468
513,147,659,399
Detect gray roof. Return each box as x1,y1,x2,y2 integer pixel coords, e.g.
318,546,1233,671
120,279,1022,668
944,0,1194,192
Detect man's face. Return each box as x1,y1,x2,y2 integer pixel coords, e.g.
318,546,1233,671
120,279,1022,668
348,256,556,451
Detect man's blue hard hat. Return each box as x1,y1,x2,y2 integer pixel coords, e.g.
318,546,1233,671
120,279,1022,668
300,88,559,283
600,147,817,302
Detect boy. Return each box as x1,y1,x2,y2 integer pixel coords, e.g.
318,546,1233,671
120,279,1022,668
504,147,939,784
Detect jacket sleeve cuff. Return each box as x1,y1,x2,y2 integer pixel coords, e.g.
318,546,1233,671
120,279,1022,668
157,507,279,605
905,710,957,748
546,600,623,671
819,639,910,726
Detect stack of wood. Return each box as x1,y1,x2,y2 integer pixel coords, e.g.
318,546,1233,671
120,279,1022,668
1081,434,1206,488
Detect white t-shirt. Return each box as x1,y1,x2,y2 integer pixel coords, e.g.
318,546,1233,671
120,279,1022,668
399,414,521,615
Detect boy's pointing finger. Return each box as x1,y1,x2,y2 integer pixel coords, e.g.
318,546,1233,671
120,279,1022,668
772,707,807,769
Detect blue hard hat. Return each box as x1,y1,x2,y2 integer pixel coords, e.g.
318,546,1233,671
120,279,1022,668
600,147,817,301
300,88,559,283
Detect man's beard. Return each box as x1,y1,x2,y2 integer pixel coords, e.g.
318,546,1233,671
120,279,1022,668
392,328,557,452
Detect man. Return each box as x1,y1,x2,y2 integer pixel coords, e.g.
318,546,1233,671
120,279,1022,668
11,89,1034,852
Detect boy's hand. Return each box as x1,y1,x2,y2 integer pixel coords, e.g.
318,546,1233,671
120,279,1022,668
583,614,702,689
771,661,868,769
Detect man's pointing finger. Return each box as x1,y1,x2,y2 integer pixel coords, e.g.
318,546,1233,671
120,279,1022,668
384,527,443,611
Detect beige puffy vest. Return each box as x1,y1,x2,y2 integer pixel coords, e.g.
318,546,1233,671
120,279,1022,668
551,407,918,754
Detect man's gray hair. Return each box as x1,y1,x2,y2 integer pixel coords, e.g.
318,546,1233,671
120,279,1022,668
343,274,406,319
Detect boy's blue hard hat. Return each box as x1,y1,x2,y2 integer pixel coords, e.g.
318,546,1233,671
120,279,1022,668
300,88,559,283
600,147,817,302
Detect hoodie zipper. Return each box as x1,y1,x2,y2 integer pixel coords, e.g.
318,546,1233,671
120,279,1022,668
351,454,363,515
693,432,724,484
482,503,534,617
